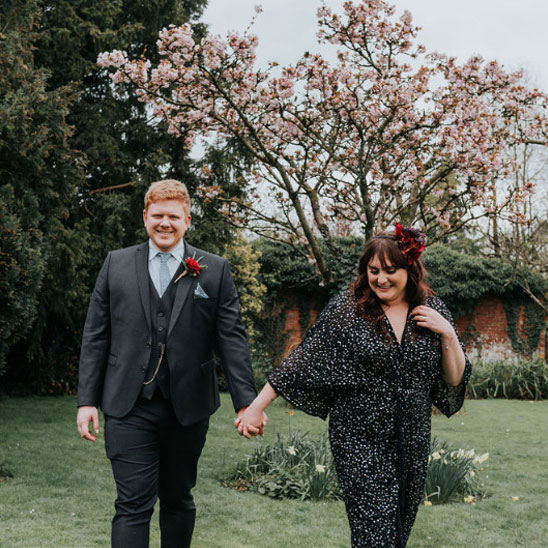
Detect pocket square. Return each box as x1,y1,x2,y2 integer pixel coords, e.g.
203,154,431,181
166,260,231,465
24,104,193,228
194,283,209,299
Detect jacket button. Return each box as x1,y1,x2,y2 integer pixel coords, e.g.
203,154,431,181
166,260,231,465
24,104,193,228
158,326,164,332
141,367,146,372
146,341,151,348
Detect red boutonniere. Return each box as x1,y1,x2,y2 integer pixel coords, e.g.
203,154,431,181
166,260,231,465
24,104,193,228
395,223,425,265
174,252,208,283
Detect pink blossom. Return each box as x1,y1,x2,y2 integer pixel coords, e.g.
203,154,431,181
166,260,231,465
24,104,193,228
96,0,548,245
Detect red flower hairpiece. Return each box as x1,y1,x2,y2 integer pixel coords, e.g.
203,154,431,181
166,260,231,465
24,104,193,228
395,223,425,265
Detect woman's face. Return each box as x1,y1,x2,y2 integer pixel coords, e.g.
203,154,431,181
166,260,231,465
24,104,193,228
367,254,408,305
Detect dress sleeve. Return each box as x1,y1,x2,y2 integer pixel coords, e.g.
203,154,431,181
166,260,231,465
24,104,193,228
427,296,472,417
267,292,351,420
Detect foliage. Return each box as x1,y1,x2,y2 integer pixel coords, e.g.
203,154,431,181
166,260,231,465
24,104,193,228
424,437,488,505
467,360,548,400
256,236,363,294
224,429,341,501
503,298,546,356
0,189,44,377
224,234,267,343
1,0,218,394
0,0,86,383
99,0,548,284
421,244,548,318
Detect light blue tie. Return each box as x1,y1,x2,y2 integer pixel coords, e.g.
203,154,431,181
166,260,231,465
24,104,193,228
158,252,172,297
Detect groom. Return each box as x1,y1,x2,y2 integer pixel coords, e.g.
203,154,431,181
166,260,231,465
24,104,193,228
77,180,260,548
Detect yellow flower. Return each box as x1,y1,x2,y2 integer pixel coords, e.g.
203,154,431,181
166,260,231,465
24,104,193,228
287,446,297,456
287,410,295,416
473,452,489,464
464,495,475,504
423,500,432,506
315,464,326,473
511,496,519,501
431,451,441,460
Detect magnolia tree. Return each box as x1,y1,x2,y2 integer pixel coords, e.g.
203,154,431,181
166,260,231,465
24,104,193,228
98,0,548,283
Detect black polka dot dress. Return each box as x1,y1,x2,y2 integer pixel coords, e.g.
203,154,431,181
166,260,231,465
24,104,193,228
268,291,472,548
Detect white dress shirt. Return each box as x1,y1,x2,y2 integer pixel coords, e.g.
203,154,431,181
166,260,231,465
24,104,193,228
148,239,186,296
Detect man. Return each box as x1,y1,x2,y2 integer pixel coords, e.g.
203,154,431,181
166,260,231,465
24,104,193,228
77,180,262,548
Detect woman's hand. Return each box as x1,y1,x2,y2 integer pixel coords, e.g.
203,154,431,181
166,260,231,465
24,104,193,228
410,305,454,339
411,305,465,386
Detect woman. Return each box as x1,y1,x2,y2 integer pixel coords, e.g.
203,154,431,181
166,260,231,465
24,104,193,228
236,225,471,548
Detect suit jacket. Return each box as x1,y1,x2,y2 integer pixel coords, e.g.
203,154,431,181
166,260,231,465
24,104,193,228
77,241,257,425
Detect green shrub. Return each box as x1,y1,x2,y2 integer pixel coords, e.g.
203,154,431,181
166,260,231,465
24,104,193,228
467,359,548,400
424,437,488,505
225,429,488,506
223,429,341,501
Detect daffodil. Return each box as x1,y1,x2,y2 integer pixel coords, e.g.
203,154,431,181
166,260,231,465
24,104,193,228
315,464,326,473
473,452,489,464
287,446,297,456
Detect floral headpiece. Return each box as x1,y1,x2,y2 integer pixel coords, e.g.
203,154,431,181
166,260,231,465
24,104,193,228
394,223,425,265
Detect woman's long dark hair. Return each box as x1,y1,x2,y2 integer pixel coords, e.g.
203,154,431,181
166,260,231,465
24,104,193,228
351,231,434,326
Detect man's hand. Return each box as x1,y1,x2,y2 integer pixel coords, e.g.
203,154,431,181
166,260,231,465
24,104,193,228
234,405,267,439
77,406,100,441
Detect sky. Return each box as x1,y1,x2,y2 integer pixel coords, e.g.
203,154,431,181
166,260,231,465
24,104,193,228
200,0,548,91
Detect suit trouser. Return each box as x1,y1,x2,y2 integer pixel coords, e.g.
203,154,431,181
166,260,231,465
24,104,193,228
104,395,209,548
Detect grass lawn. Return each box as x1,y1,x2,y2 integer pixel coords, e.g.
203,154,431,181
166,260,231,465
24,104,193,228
1,394,547,547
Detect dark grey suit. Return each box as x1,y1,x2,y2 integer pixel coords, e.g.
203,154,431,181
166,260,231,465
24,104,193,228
78,241,256,419
78,241,257,547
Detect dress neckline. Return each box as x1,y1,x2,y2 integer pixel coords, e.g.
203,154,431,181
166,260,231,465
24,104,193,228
381,304,411,346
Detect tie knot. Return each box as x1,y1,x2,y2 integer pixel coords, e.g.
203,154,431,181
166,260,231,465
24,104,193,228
158,252,171,264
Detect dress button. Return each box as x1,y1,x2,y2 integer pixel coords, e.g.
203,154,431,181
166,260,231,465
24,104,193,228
158,326,164,331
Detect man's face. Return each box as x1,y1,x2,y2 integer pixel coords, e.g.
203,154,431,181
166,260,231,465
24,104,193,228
143,199,191,252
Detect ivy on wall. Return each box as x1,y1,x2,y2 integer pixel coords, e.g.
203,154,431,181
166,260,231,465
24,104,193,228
254,240,548,364
503,299,546,356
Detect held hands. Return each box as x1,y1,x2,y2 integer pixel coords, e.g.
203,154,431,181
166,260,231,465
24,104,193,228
234,404,268,439
77,406,100,441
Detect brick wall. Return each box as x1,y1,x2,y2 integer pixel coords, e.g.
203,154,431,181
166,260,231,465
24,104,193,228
277,291,547,362
455,294,546,362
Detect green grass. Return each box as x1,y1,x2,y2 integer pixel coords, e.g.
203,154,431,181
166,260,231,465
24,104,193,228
1,395,547,547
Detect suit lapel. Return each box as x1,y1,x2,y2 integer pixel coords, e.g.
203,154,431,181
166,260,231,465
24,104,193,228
136,242,152,331
168,242,197,337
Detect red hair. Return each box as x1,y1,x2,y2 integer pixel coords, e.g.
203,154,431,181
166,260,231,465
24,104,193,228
144,179,191,215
